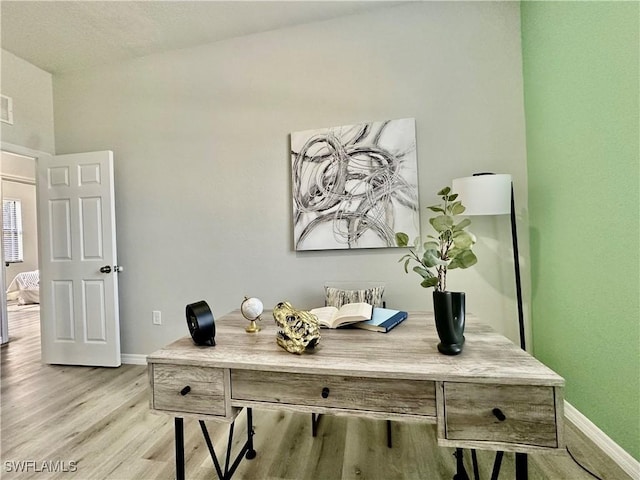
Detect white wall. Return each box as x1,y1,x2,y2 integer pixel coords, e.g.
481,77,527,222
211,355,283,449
52,2,530,355
0,50,55,154
0,50,51,298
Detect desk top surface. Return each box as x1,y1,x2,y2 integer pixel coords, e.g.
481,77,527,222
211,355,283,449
148,310,563,386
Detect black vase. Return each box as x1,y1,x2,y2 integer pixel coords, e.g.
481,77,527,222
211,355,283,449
432,291,465,355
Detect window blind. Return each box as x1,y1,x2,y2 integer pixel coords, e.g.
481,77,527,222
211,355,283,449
3,199,23,263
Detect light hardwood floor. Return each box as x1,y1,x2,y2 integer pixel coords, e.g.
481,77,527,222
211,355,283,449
0,306,631,480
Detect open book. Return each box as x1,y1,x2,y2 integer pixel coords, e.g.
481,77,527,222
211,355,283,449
310,302,373,329
353,307,408,333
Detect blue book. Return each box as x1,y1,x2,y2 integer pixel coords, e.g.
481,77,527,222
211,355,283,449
353,307,408,333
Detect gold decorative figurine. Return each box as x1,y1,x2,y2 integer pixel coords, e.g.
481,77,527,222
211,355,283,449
240,296,263,333
272,302,321,354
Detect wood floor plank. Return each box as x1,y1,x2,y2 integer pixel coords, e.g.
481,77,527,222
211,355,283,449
303,415,348,479
1,305,633,479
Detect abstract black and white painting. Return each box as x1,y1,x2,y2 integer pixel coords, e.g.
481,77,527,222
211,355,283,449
291,118,420,251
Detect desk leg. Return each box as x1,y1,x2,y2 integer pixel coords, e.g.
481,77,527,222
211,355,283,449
199,408,257,480
471,449,479,480
175,417,185,480
452,448,470,480
515,453,528,480
246,408,257,459
490,451,503,480
311,413,322,437
452,449,523,480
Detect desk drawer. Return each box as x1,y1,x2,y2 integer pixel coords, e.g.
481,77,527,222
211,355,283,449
152,364,226,416
231,370,435,416
442,382,558,448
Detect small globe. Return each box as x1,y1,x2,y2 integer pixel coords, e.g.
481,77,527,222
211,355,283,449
241,297,264,321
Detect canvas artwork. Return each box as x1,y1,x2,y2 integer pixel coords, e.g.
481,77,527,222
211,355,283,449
291,118,420,251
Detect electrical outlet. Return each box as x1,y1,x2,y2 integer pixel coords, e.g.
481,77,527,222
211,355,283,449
152,310,162,325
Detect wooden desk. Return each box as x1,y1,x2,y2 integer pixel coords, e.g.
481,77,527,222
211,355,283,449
147,310,564,478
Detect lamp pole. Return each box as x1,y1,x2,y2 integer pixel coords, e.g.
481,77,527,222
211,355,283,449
510,184,526,351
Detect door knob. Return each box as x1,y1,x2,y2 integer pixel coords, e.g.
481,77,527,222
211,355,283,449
100,265,123,274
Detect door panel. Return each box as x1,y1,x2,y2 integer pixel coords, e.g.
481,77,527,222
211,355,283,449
38,151,120,366
50,199,72,259
53,280,74,340
83,280,106,342
80,197,103,259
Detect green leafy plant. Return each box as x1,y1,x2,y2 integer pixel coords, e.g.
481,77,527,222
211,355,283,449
396,186,477,292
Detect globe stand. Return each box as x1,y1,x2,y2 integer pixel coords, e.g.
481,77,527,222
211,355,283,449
245,318,261,333
241,296,264,334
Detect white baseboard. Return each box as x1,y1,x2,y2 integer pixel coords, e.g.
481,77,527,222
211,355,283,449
565,401,639,479
121,353,147,365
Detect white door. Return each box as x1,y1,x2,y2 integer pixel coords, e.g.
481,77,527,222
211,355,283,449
38,151,121,366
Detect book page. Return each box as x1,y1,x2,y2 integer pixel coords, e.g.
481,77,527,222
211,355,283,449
336,303,372,322
309,306,339,328
310,303,372,328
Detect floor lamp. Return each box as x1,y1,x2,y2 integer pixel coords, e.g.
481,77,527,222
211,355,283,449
451,173,526,351
452,173,529,480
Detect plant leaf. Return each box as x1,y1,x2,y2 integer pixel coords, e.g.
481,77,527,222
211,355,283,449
450,249,477,269
453,218,471,231
437,186,451,196
423,241,439,250
423,249,447,268
447,193,458,201
427,205,445,213
395,232,409,247
403,258,411,273
451,202,466,215
453,231,474,249
421,277,439,288
413,266,434,279
429,215,453,232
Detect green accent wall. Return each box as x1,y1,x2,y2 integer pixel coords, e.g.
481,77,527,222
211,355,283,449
521,1,639,460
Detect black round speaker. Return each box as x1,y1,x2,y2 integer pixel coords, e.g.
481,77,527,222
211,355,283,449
186,301,216,346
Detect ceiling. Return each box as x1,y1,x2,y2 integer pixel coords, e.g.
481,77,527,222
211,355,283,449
1,1,400,75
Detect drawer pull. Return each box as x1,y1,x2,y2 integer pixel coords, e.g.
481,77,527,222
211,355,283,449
321,387,330,399
180,386,191,396
492,408,506,421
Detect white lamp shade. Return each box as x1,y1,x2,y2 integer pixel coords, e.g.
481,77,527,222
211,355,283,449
452,174,512,216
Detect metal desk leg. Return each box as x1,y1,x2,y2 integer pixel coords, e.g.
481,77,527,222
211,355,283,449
471,449,480,480
175,417,185,480
452,448,526,480
311,413,322,437
515,453,528,480
246,408,257,459
452,448,470,480
199,408,257,480
490,451,504,480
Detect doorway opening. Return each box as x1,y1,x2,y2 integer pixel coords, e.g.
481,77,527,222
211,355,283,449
1,150,39,346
